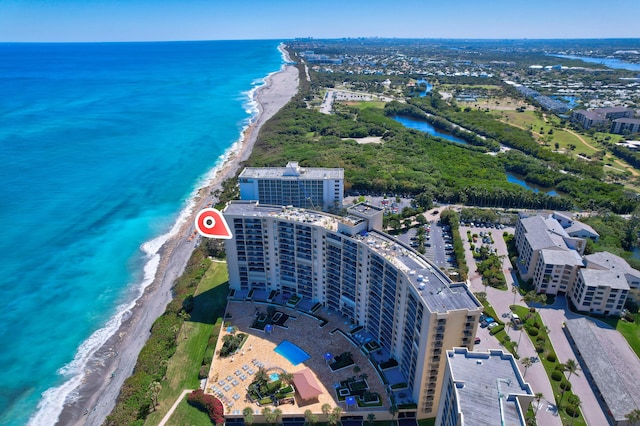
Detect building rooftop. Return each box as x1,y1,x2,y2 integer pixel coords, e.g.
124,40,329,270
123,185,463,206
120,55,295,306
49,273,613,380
223,201,480,314
579,268,630,290
446,348,533,426
565,318,640,422
584,252,640,277
540,248,584,267
239,161,344,180
564,221,599,237
521,215,571,251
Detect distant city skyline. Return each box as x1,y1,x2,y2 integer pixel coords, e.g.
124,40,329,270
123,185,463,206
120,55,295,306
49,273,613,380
1,0,639,42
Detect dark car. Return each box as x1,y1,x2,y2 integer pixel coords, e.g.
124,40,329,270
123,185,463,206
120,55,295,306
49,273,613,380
474,337,481,344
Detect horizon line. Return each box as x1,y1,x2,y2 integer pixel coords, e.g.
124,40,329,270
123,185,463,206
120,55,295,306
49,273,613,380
1,36,640,44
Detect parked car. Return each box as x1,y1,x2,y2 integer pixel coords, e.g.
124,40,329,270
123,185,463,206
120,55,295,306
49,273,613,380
474,337,481,344
488,322,499,329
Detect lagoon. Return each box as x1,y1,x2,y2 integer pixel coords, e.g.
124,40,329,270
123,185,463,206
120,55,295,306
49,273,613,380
550,54,640,72
393,115,467,144
507,172,558,196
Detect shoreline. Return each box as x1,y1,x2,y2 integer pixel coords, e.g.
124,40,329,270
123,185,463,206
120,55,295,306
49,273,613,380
50,59,299,426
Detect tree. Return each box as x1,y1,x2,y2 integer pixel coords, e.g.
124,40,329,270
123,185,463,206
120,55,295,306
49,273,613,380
564,359,581,382
534,392,544,416
243,407,255,426
522,357,533,377
305,409,318,426
568,396,581,426
389,404,399,426
321,403,332,418
328,406,343,426
280,372,294,386
273,408,283,426
262,407,272,425
626,409,640,426
367,413,376,426
147,381,161,411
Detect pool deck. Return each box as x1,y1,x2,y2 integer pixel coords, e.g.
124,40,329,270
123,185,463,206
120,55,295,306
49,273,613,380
206,300,390,417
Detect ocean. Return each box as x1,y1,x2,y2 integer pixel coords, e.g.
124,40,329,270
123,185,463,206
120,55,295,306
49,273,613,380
0,40,284,425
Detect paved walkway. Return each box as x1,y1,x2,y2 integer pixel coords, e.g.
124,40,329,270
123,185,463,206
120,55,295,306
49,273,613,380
158,389,192,426
460,225,562,426
539,300,612,426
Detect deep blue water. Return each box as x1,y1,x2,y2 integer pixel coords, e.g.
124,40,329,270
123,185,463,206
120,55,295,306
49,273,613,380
392,115,467,144
506,173,558,196
551,54,640,72
0,40,284,425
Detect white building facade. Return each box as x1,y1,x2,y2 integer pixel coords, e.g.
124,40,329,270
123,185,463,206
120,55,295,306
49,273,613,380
238,161,344,212
223,200,482,418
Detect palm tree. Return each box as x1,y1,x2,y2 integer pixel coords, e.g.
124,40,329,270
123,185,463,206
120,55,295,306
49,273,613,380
243,407,255,426
273,408,283,426
366,413,376,426
328,406,342,426
564,359,581,381
389,404,399,426
626,409,640,426
533,392,544,416
321,403,332,418
521,357,533,377
280,372,294,386
569,396,581,426
305,409,316,426
262,407,272,425
255,367,269,387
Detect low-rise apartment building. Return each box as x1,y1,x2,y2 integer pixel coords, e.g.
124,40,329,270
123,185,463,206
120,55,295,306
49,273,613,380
514,212,637,316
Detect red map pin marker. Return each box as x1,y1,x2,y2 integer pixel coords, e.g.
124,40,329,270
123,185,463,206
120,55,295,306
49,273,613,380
195,208,232,239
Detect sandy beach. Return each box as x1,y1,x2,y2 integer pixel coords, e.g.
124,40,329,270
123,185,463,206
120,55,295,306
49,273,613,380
55,61,299,426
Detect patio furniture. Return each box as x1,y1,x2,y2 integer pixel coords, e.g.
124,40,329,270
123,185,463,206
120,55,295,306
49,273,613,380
232,379,239,386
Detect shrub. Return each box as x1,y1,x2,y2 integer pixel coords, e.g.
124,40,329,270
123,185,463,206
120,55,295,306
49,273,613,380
546,353,556,363
565,405,580,418
187,389,224,424
527,327,539,336
560,380,572,391
489,324,504,335
551,371,563,381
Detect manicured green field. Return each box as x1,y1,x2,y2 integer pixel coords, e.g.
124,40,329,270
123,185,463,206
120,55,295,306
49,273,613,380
145,261,229,426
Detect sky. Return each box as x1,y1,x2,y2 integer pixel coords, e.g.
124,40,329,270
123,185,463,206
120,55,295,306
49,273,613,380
1,0,639,42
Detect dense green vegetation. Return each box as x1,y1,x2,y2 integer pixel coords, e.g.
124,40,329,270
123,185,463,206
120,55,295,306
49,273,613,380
106,244,227,426
249,69,638,214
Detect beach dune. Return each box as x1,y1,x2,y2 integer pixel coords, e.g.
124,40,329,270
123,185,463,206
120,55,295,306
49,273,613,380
55,62,299,426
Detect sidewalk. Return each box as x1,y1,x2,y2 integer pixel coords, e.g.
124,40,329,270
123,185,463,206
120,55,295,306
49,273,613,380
460,225,562,425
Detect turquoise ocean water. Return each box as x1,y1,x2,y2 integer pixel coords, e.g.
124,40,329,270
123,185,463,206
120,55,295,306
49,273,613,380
0,40,284,425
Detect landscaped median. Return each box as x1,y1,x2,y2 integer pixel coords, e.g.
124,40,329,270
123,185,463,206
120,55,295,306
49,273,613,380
511,306,587,426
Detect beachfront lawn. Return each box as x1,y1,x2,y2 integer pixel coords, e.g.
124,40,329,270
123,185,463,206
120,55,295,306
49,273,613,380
166,396,212,425
144,260,229,426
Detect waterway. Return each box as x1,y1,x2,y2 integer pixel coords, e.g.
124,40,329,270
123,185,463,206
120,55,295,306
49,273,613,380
550,54,640,72
392,115,467,144
506,172,558,196
416,79,433,97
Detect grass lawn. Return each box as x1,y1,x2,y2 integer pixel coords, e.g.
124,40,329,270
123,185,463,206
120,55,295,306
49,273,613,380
145,260,229,426
164,396,213,426
603,316,640,358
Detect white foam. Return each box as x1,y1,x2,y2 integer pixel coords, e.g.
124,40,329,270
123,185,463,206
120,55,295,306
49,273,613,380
28,252,160,426
28,61,276,426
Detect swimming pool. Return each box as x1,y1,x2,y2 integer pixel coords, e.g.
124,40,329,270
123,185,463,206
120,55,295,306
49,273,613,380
274,340,311,366
269,372,280,381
